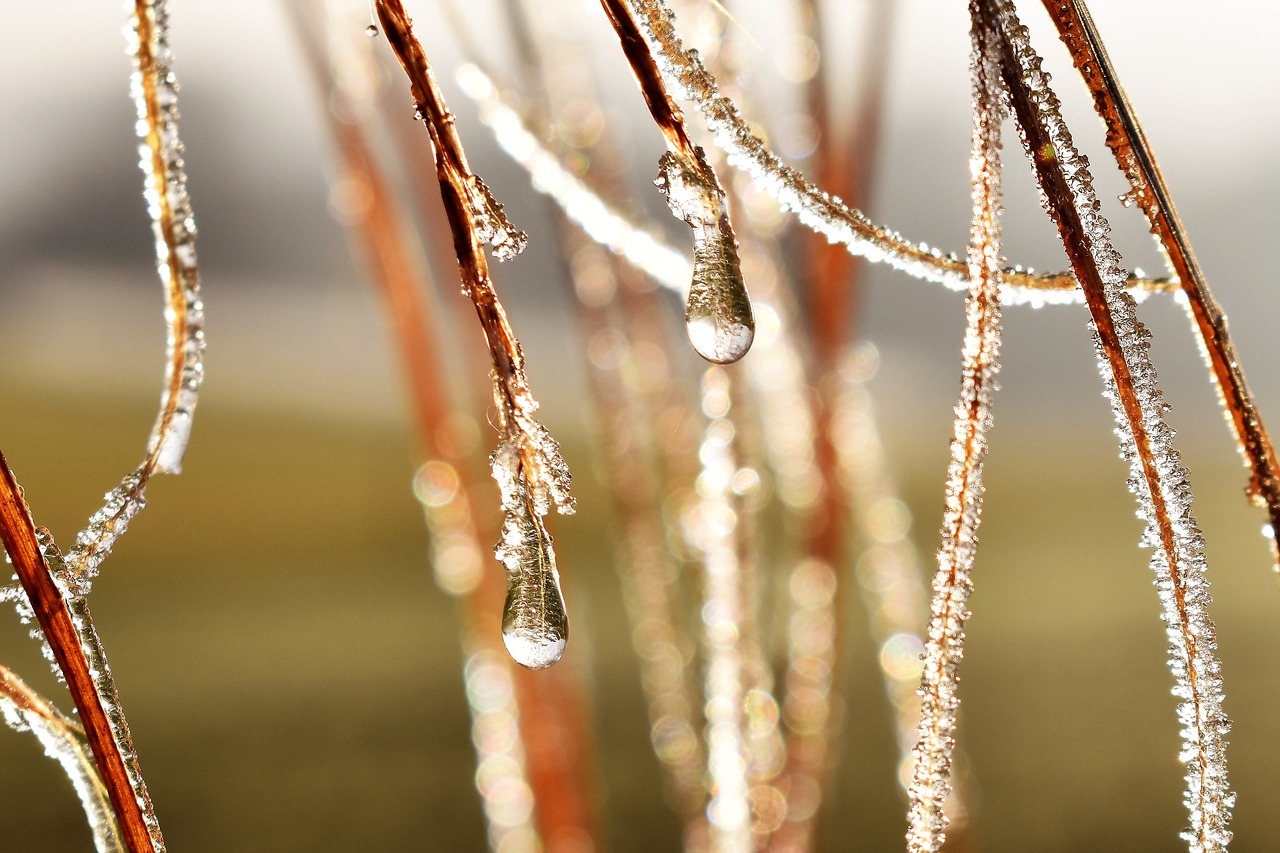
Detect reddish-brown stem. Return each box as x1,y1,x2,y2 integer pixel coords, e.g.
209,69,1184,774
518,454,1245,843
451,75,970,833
0,453,157,853
987,0,1214,821
598,0,695,154
1040,0,1280,567
374,0,531,428
291,9,599,848
0,663,84,735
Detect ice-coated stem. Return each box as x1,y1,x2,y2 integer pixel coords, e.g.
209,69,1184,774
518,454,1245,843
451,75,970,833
907,5,1005,849
1041,0,1280,570
988,0,1232,847
0,664,123,853
374,0,576,667
621,0,1178,309
61,0,205,588
453,61,1177,309
0,453,163,853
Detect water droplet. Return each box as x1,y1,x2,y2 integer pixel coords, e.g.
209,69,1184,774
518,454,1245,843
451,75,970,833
655,149,754,363
365,24,379,37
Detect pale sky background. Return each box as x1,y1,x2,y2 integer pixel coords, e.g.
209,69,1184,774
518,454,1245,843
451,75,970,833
0,0,1276,438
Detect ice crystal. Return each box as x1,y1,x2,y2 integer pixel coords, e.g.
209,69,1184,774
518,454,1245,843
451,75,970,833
655,149,754,363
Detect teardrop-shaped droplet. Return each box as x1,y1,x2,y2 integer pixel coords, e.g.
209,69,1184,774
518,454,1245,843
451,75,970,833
685,217,754,364
496,493,568,669
655,149,754,364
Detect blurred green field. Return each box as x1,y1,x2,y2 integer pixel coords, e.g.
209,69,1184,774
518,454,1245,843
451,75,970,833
3,374,1280,852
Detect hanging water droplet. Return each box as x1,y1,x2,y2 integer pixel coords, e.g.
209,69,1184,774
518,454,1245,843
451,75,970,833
365,24,379,37
496,489,568,669
655,149,754,364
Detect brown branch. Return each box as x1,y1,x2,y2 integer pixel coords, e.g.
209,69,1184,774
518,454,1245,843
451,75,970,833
1040,0,1280,567
0,454,158,853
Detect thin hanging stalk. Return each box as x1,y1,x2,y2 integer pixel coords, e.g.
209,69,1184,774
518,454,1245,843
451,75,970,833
374,0,576,671
0,455,161,853
986,0,1232,848
1,664,122,852
284,6,547,849
1040,0,1280,569
907,4,1005,849
761,3,897,847
691,368,753,852
64,0,205,588
291,6,600,848
598,0,755,364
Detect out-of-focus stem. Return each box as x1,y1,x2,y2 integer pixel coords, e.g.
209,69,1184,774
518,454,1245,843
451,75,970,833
0,454,160,853
1040,0,1280,569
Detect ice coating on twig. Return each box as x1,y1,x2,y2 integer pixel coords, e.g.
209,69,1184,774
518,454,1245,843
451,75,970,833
621,0,1177,308
1,665,124,853
655,149,754,363
38,535,168,850
465,174,529,262
990,0,1233,847
491,437,569,670
455,61,1177,308
65,0,205,586
907,7,1005,849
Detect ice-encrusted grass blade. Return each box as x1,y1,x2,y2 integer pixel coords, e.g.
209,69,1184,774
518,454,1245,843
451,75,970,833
64,0,206,589
1041,0,1280,570
987,0,1233,847
1,664,123,852
0,454,163,853
621,0,1176,307
906,4,1006,849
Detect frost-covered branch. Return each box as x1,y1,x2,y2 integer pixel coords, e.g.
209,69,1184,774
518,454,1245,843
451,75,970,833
989,0,1233,847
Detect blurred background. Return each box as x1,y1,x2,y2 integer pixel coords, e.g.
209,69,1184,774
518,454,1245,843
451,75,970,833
1,0,1279,850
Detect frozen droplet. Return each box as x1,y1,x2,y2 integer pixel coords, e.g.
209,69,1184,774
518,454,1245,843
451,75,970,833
655,149,754,363
497,494,568,670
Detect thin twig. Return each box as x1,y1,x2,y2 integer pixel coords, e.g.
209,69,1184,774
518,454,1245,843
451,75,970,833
1040,0,1280,568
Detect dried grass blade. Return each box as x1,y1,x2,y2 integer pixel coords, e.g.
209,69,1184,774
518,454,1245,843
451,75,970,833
1,664,123,852
621,0,1172,306
65,0,206,586
987,0,1233,847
